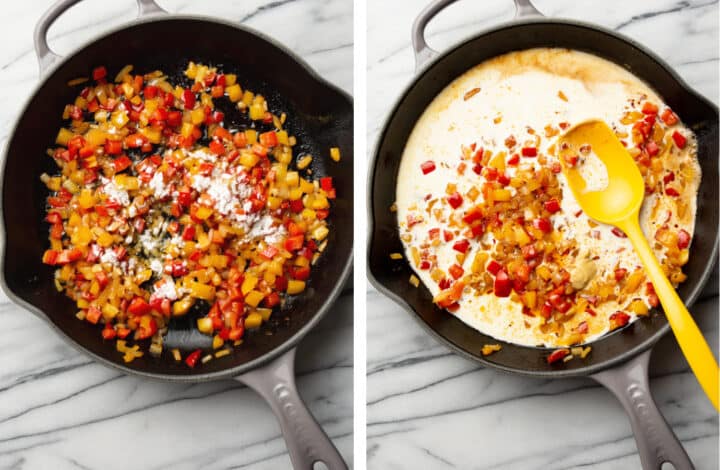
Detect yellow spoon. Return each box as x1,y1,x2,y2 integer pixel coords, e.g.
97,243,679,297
558,120,719,411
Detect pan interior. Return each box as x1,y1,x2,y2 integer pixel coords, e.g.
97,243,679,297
369,20,718,376
2,18,353,378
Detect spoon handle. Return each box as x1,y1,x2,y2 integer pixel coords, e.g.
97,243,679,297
619,217,719,411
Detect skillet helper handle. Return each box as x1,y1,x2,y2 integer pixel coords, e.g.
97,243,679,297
33,0,166,75
592,349,694,470
411,0,543,71
236,348,347,470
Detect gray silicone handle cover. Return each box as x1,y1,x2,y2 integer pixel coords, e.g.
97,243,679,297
33,0,166,74
238,348,348,470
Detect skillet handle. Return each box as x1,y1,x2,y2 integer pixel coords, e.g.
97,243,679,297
33,0,167,75
236,347,348,470
411,0,543,71
592,349,694,470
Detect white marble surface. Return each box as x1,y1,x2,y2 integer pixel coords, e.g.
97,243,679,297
367,0,718,469
0,1,352,469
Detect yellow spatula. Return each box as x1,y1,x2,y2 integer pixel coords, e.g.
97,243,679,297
558,120,719,410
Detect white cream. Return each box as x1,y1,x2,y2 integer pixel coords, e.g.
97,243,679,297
397,48,700,347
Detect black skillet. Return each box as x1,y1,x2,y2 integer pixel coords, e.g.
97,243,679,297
0,1,353,468
368,1,718,468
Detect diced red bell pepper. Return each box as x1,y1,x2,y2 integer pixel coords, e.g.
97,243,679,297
533,217,552,233
263,292,281,308
104,139,123,155
420,160,436,174
521,147,537,157
443,230,454,242
564,154,579,167
660,108,678,126
127,297,151,316
672,131,687,149
493,269,512,297
614,268,627,281
462,207,482,225
101,324,117,340
233,132,248,148
212,126,232,141
452,239,470,254
448,264,464,280
641,101,658,115
447,192,463,209
609,311,630,329
289,199,304,213
251,143,268,157
611,227,627,238
85,306,102,324
42,249,59,265
320,177,334,192
292,265,311,281
143,85,158,98
209,140,225,155
483,167,498,181
486,260,501,276
113,155,132,173
55,248,82,264
45,211,62,225
544,199,561,214
185,349,202,368
521,245,537,260
663,171,675,184
665,187,680,197
547,349,570,364
181,225,196,241
92,66,107,81
135,317,158,340
645,140,659,157
507,153,520,165
182,89,196,110
677,229,691,249
284,235,305,252
259,131,278,148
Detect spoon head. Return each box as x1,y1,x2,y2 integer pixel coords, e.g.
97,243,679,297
558,120,644,224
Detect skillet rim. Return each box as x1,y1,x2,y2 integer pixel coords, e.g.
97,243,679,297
0,13,354,382
366,16,719,378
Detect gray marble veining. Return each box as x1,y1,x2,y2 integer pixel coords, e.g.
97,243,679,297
0,1,353,469
367,0,718,468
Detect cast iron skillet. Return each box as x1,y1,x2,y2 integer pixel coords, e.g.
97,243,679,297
0,1,353,469
368,1,718,468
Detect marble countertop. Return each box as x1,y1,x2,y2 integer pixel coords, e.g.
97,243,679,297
367,0,718,469
0,1,352,469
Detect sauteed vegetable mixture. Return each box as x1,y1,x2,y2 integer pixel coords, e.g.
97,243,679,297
41,62,339,366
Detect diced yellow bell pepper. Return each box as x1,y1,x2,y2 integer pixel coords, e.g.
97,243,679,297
111,110,129,128
114,175,139,191
245,290,265,308
197,317,213,334
172,296,194,316
241,275,259,296
190,108,205,125
277,130,289,145
212,335,224,349
181,122,195,138
78,189,95,209
224,74,237,86
330,147,341,162
249,103,264,121
245,129,257,144
56,128,74,146
195,206,213,220
242,90,254,106
245,312,263,329
97,230,114,248
226,84,243,102
75,225,92,246
102,303,119,319
239,151,260,168
493,189,512,202
189,281,215,300
84,128,107,147
287,280,306,295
